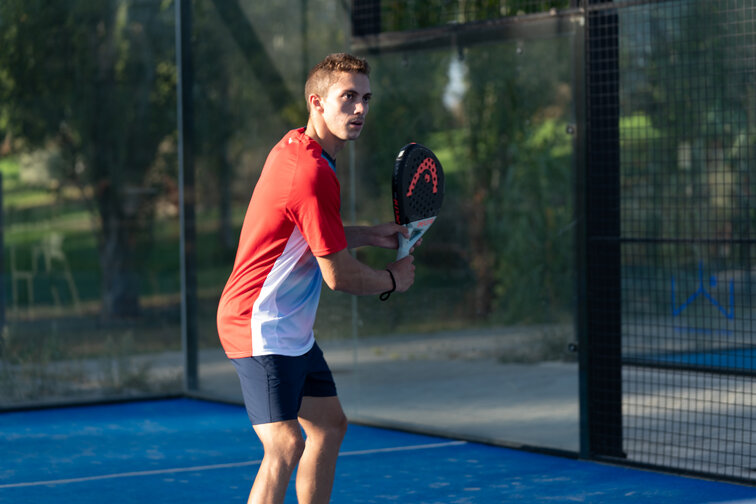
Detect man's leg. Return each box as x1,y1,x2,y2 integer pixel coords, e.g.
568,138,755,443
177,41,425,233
295,396,348,504
248,419,306,504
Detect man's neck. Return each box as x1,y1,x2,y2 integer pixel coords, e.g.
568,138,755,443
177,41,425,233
304,119,345,159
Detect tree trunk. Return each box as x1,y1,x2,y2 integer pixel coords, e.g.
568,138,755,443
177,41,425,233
468,187,495,317
95,179,141,319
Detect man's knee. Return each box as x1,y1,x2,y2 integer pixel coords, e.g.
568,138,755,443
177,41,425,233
318,411,348,444
279,431,306,464
259,425,306,468
274,440,304,472
333,412,348,439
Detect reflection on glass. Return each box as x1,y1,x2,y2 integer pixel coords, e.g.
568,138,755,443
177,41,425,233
0,1,181,406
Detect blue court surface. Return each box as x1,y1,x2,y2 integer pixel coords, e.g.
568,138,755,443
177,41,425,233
657,347,756,371
1,399,754,503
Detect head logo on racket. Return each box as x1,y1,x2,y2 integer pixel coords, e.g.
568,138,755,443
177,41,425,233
406,157,440,197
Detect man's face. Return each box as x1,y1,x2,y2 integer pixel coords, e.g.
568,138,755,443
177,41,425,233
320,71,372,142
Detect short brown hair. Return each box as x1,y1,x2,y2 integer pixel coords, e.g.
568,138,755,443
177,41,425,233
305,53,371,111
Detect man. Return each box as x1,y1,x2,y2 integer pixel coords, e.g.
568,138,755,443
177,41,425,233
217,53,417,504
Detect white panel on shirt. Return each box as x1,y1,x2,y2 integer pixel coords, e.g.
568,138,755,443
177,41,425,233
250,226,320,356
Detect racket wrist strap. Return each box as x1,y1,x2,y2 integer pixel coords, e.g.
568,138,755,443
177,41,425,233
379,269,396,301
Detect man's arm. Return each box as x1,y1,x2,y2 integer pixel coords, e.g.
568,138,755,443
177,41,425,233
344,222,409,249
316,249,415,296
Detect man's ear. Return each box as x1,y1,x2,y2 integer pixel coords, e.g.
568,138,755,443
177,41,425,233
308,93,323,113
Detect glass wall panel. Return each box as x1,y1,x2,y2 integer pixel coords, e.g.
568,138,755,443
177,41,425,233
193,1,578,451
338,36,578,451
0,1,181,407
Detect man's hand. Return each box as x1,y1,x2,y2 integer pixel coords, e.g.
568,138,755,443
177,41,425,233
369,222,407,249
387,255,416,292
344,222,422,251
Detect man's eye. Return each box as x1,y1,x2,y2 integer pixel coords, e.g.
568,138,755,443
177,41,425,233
344,92,354,100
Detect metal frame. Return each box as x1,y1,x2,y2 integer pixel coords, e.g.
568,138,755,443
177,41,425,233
580,0,624,461
176,0,198,392
351,8,584,54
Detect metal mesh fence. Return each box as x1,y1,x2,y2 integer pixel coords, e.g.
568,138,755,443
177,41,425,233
584,0,756,482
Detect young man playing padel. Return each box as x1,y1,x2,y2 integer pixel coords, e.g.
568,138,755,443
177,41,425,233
217,53,418,504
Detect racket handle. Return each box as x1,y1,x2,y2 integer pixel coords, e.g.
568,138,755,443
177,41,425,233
396,233,413,260
396,217,435,260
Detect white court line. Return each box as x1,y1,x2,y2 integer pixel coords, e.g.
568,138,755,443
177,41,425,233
707,501,756,504
338,440,466,457
0,440,467,490
0,460,265,489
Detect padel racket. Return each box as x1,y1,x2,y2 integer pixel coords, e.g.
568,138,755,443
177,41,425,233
392,143,444,260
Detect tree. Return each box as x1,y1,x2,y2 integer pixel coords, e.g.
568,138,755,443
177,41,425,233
454,39,573,319
0,0,177,318
191,0,307,258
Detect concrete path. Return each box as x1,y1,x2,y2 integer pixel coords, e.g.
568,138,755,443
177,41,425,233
198,328,580,453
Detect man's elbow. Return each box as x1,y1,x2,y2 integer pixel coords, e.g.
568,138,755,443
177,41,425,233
317,251,359,294
322,272,348,292
324,272,363,295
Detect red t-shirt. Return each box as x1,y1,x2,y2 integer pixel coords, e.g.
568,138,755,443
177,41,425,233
216,128,347,358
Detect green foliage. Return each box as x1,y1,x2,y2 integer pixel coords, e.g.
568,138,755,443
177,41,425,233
352,34,575,327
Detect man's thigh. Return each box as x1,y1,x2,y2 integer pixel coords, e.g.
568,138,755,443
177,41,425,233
298,396,347,435
252,418,303,450
231,342,338,426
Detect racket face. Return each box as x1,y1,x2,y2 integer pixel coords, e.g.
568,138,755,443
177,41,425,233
392,143,445,225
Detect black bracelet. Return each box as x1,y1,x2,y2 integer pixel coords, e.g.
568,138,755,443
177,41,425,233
379,269,396,301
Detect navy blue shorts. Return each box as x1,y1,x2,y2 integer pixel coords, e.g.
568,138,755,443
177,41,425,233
231,342,338,425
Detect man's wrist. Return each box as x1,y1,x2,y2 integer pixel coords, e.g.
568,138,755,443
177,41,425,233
379,269,396,301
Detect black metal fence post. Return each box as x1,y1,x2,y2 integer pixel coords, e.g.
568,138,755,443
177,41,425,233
582,0,624,459
176,0,198,392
